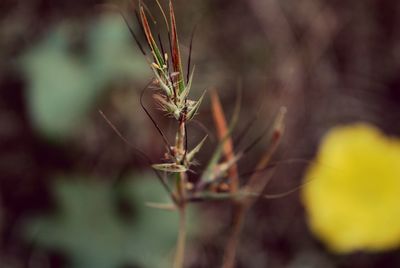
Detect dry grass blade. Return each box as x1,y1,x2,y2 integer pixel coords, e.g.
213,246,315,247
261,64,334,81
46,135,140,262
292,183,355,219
139,6,164,66
200,90,241,185
211,89,239,192
254,108,286,170
169,0,185,93
140,7,156,49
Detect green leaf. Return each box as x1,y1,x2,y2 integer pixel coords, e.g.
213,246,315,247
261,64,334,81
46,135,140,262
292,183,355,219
22,174,198,268
20,15,148,141
21,28,95,140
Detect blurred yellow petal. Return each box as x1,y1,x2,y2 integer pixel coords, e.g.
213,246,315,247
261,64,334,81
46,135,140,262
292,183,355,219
302,123,400,253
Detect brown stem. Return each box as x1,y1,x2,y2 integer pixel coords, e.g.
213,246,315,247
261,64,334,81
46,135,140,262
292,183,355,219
222,107,286,268
222,203,245,268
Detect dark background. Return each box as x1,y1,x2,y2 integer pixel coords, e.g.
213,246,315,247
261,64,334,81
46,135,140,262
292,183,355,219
1,0,400,267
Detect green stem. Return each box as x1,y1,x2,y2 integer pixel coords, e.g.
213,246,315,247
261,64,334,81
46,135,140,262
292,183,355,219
173,116,187,268
174,206,187,268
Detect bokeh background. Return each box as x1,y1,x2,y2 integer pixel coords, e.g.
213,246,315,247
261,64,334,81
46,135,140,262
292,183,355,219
1,0,400,267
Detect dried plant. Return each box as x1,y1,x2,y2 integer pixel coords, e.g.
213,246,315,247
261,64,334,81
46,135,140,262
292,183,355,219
101,1,290,267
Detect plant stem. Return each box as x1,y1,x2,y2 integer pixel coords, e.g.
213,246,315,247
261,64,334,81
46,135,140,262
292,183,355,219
174,116,187,268
222,203,245,268
222,107,286,268
174,205,187,268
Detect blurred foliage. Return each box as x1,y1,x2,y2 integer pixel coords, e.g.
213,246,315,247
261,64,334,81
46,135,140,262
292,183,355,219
23,173,198,268
302,123,400,253
1,0,400,267
20,14,148,141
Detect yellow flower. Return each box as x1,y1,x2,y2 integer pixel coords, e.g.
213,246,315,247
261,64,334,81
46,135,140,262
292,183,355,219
302,123,400,253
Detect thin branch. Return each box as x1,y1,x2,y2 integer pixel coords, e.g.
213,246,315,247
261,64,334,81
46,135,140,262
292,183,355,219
158,33,166,62
99,110,148,162
141,1,157,25
233,94,266,148
96,4,147,55
187,25,197,83
241,126,269,155
154,0,170,32
239,158,312,178
233,114,257,149
98,110,176,204
140,83,172,150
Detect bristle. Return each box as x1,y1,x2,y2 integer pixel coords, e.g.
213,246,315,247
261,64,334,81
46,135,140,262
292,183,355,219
140,83,172,150
168,31,174,66
187,25,197,83
142,2,157,25
135,10,152,51
233,115,257,148
158,33,166,65
155,0,170,32
234,95,266,147
189,119,216,142
242,127,268,155
99,110,149,163
97,4,147,55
